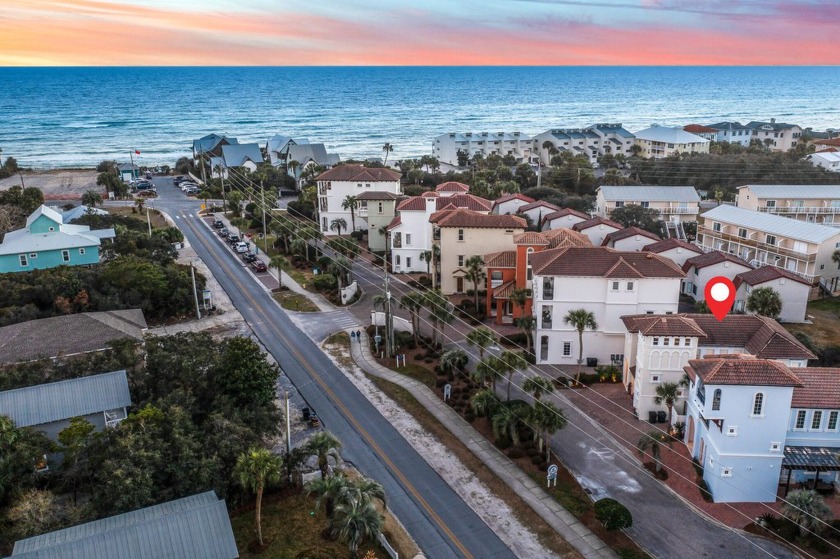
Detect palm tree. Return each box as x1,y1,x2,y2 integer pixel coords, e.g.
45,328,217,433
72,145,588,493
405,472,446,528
470,388,501,418
473,355,504,391
269,255,291,289
563,309,598,385
425,290,453,348
399,292,424,346
271,215,294,254
332,499,383,559
290,238,309,259
515,315,536,354
81,189,102,207
463,255,485,313
330,218,348,237
637,432,670,474
746,286,782,319
133,197,145,213
382,143,394,166
499,350,528,402
430,245,441,289
523,376,554,401
509,287,529,317
466,326,497,361
328,255,352,302
529,400,567,461
234,447,282,547
653,382,681,424
420,250,433,275
342,195,358,233
440,349,468,376
491,401,529,446
227,190,243,217
341,477,387,510
305,431,342,479
781,489,832,538
287,159,300,180
307,472,350,518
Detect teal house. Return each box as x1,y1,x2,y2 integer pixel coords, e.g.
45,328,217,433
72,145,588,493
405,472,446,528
0,205,115,273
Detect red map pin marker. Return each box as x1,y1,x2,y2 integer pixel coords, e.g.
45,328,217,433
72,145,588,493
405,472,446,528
704,276,736,321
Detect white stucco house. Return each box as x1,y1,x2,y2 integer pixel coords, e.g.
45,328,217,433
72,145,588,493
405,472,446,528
541,208,591,231
492,193,535,216
601,227,661,252
808,151,840,173
681,251,753,301
595,185,700,223
316,165,402,235
733,266,813,323
642,238,703,268
571,216,623,246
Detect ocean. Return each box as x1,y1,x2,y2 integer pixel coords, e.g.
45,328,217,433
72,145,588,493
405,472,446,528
1,66,839,169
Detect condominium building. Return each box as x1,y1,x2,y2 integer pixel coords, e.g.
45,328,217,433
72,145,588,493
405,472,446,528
705,121,754,147
745,119,803,152
736,184,840,225
432,132,533,166
696,204,840,290
595,186,701,223
633,126,710,159
532,123,635,165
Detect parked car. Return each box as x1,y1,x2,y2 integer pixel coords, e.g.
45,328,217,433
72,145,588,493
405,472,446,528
251,260,267,272
235,242,249,254
136,189,157,197
135,181,153,190
145,172,153,180
219,228,229,238
241,252,257,263
184,187,199,196
173,175,186,184
213,219,224,228
180,182,199,191
227,235,241,244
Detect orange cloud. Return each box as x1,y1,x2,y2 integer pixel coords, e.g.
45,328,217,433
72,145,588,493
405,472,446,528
1,0,838,65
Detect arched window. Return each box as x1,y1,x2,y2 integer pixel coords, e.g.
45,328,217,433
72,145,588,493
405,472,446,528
712,389,722,411
752,393,764,416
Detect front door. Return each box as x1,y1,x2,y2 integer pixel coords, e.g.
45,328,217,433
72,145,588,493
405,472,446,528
456,277,464,293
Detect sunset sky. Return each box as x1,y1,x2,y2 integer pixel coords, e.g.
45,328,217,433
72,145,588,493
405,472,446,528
2,0,838,66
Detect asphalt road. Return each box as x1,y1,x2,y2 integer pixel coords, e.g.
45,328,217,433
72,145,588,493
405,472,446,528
151,180,515,559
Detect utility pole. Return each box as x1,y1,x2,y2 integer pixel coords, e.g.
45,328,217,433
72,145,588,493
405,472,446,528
220,172,226,207
384,272,394,357
284,391,291,454
18,169,25,188
261,181,268,255
200,150,207,186
190,263,201,320
146,208,152,237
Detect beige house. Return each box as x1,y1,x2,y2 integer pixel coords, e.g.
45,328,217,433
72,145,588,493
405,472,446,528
355,191,403,252
595,186,700,223
745,120,803,152
315,165,402,235
431,208,526,294
696,204,840,291
736,184,840,226
632,126,710,159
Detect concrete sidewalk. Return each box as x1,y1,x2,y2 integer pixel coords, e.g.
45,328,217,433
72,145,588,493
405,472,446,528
348,329,618,559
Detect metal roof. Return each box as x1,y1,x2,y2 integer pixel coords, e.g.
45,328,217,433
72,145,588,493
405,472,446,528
598,185,700,202
738,184,840,199
782,446,840,472
0,229,101,255
0,370,130,428
26,205,63,228
221,143,263,167
701,204,840,244
61,205,109,223
11,492,238,559
633,126,710,144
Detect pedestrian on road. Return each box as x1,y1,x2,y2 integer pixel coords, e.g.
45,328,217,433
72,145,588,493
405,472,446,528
356,330,361,341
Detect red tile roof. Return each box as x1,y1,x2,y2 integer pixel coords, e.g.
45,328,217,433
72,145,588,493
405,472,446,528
621,315,707,338
572,216,624,232
435,181,471,193
542,208,591,223
733,266,813,288
484,251,517,268
386,215,401,230
514,232,550,246
602,226,661,246
791,368,840,408
686,355,803,387
430,208,527,229
642,238,703,255
316,165,401,182
397,196,434,211
683,124,718,134
814,138,840,147
530,246,685,278
543,228,592,248
421,191,439,198
518,200,561,213
493,193,535,207
436,193,493,212
682,250,753,273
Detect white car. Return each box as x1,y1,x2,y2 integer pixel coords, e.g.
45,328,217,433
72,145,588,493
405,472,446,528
235,242,249,253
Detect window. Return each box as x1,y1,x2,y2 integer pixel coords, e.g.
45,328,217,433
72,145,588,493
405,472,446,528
829,411,839,431
610,354,624,364
811,410,823,430
770,442,781,452
458,229,464,241
29,253,37,259
18,254,28,267
542,306,553,329
752,393,764,416
615,201,625,208
626,281,634,291
365,183,371,188
697,380,705,404
458,255,465,267
795,410,807,430
712,389,722,411
406,234,411,246
378,202,383,213
727,426,738,437
406,257,412,268
395,255,401,266
663,337,670,346
713,222,721,232
738,228,747,239
766,235,776,246
652,337,659,346
611,281,620,291
79,248,85,255
651,374,661,383
540,336,549,361
61,250,70,262
683,337,690,346
721,468,732,478
640,201,650,208
563,342,571,356
357,183,363,188
48,227,55,232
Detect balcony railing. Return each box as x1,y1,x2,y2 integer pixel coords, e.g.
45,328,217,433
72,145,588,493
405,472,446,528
694,242,817,283
491,279,503,288
660,207,699,214
758,205,840,215
699,230,817,259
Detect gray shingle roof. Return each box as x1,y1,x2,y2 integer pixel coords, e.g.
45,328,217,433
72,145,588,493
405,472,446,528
0,310,147,366
11,491,238,559
0,370,130,428
598,185,700,203
701,204,840,244
737,184,840,199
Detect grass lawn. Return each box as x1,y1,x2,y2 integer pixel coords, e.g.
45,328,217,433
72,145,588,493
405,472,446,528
272,291,319,312
107,206,170,229
784,297,840,348
231,491,389,559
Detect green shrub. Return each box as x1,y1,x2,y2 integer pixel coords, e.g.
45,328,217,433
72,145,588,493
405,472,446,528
349,230,365,241
418,276,432,287
501,333,528,346
698,479,713,502
531,454,543,465
507,447,525,459
594,498,633,530
312,273,337,291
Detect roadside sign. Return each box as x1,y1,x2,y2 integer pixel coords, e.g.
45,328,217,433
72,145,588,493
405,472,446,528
200,204,206,210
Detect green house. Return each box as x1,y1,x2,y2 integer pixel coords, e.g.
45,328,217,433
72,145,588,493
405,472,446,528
0,205,115,273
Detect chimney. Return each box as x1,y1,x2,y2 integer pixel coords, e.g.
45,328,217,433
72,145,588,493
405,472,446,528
771,118,776,124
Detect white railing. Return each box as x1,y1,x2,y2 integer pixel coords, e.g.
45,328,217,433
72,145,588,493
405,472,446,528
491,279,503,288
660,207,699,214
379,533,399,559
694,242,817,283
758,206,840,215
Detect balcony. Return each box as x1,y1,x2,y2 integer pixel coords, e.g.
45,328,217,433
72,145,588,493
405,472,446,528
694,241,817,284
660,206,699,215
356,206,368,217
758,205,840,215
699,229,817,260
